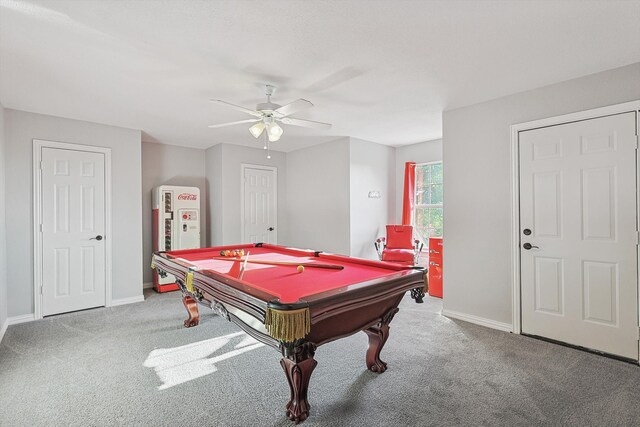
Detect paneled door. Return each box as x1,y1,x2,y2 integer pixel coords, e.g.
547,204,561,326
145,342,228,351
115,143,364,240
41,148,106,316
519,112,638,360
242,165,277,244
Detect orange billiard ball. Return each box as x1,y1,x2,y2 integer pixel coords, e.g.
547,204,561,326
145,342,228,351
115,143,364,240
297,265,304,273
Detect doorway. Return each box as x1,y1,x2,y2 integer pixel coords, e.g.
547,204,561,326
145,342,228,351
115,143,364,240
240,164,277,244
511,103,640,361
33,140,112,318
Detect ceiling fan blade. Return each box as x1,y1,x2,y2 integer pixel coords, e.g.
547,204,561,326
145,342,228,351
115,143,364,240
208,118,261,129
210,99,263,118
280,117,332,130
273,99,313,118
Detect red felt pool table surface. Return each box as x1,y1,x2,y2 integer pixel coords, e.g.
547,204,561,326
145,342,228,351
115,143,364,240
165,244,410,303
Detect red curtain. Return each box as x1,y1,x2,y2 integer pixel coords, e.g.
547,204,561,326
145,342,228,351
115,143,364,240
401,162,416,225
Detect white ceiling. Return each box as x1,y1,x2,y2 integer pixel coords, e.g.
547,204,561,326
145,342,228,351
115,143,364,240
1,0,639,152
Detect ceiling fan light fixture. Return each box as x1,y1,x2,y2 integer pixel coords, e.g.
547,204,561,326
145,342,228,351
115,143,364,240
210,85,331,159
249,121,265,138
267,121,283,142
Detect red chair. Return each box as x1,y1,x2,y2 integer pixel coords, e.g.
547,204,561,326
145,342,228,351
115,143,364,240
375,225,423,264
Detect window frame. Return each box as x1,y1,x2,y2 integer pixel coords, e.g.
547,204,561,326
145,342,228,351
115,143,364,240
413,161,443,243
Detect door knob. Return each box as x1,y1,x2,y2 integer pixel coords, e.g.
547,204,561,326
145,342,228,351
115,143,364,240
267,227,274,231
522,242,538,250
523,228,532,236
90,235,103,241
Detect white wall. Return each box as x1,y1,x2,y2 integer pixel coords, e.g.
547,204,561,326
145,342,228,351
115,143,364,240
0,103,7,333
350,138,395,259
286,138,351,255
141,141,206,284
205,138,393,259
4,110,143,316
395,139,442,222
442,62,640,326
205,144,222,246
206,143,287,246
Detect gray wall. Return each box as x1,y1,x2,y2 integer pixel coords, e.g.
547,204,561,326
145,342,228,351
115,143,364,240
350,138,395,259
4,109,143,316
442,62,640,326
0,104,7,331
205,138,395,259
205,144,223,246
395,139,443,222
205,143,287,246
141,141,206,284
286,138,351,255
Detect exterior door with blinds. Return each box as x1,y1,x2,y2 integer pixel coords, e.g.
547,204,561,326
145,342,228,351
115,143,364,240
519,112,638,360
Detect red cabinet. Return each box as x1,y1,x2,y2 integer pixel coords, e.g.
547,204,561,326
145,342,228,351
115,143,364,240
428,238,443,298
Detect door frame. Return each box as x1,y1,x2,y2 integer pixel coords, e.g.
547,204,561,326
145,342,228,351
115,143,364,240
510,100,640,339
240,163,278,244
32,139,113,319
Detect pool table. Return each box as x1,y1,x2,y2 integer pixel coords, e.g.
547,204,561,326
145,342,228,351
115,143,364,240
152,243,426,423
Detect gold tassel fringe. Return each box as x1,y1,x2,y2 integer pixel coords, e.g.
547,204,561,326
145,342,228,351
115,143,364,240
265,307,311,342
185,272,194,293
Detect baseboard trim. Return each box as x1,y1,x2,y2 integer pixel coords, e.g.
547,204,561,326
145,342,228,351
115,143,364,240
0,319,7,344
7,313,37,325
1,314,37,342
143,282,154,289
0,297,147,334
441,309,513,333
110,295,145,307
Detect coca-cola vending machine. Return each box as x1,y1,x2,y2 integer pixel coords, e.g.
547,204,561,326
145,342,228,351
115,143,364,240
152,185,201,292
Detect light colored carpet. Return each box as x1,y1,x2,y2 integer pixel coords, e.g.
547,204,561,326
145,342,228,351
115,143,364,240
1,290,639,426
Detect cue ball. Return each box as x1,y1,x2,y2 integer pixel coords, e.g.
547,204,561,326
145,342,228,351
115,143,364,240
297,265,304,273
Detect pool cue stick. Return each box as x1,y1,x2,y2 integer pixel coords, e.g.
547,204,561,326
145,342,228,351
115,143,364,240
211,257,344,270
238,252,250,280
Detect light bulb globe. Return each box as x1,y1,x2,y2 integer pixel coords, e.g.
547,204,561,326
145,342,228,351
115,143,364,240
249,122,265,138
266,121,283,142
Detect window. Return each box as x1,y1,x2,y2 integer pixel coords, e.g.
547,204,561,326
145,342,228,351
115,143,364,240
414,162,443,242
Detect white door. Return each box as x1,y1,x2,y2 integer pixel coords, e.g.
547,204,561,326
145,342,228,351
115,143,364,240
242,166,277,244
41,148,106,316
519,112,638,360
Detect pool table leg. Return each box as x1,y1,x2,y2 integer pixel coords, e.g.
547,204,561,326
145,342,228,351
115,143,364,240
365,307,399,373
410,287,425,303
182,294,200,328
280,341,317,424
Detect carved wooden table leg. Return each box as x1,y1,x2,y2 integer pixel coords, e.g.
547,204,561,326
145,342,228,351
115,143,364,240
365,307,399,373
410,287,425,303
182,294,200,327
280,342,317,424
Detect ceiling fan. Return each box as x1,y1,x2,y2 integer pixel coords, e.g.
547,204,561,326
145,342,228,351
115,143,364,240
208,85,332,143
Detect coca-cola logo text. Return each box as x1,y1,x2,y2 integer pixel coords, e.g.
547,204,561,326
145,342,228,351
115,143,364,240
177,193,198,201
